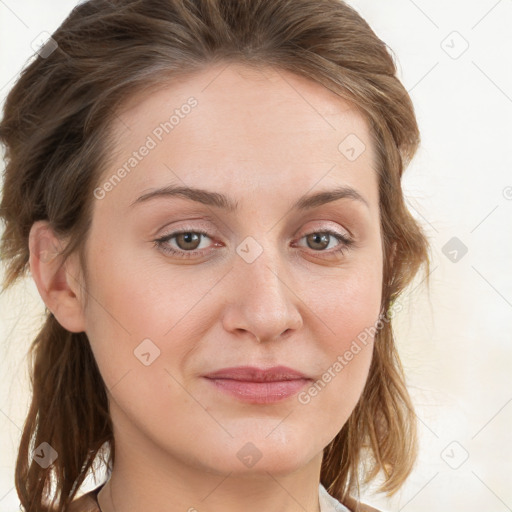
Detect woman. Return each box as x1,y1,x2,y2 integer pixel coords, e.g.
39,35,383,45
0,0,431,511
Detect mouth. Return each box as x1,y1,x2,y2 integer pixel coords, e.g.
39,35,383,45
202,365,312,404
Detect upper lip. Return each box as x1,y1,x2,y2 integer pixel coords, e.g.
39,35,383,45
203,365,311,382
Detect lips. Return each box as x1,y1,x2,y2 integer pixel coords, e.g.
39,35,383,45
202,365,312,404
203,365,310,382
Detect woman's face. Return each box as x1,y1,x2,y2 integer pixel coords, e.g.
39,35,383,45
76,63,383,478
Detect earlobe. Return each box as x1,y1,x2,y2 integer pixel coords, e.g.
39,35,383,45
28,220,86,333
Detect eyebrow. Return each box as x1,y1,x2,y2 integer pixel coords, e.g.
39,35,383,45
129,184,369,211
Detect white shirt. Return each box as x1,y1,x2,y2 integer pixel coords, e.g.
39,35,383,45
319,483,351,512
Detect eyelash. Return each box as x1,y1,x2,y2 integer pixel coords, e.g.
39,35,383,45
153,227,354,260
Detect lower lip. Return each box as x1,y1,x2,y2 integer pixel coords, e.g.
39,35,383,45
204,377,310,404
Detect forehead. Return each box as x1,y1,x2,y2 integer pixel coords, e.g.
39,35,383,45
98,62,379,213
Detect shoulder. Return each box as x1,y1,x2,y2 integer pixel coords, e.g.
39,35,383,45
67,489,101,512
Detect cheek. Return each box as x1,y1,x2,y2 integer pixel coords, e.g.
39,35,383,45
82,237,226,394
297,295,378,447
297,262,382,422
304,256,383,342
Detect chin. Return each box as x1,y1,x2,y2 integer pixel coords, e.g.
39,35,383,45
219,453,310,477
208,434,317,476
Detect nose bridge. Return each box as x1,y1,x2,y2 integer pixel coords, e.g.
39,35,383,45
226,234,302,340
244,248,284,302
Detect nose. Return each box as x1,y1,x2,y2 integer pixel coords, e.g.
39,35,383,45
221,245,303,343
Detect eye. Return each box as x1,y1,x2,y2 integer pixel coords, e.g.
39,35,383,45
294,230,354,258
154,229,218,259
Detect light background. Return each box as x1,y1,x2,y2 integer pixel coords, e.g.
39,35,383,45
0,1,511,511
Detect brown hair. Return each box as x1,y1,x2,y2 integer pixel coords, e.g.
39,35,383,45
0,0,431,510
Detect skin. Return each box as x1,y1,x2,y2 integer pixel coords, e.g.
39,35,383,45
29,62,383,512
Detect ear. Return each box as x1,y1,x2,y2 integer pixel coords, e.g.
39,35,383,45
28,220,86,333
